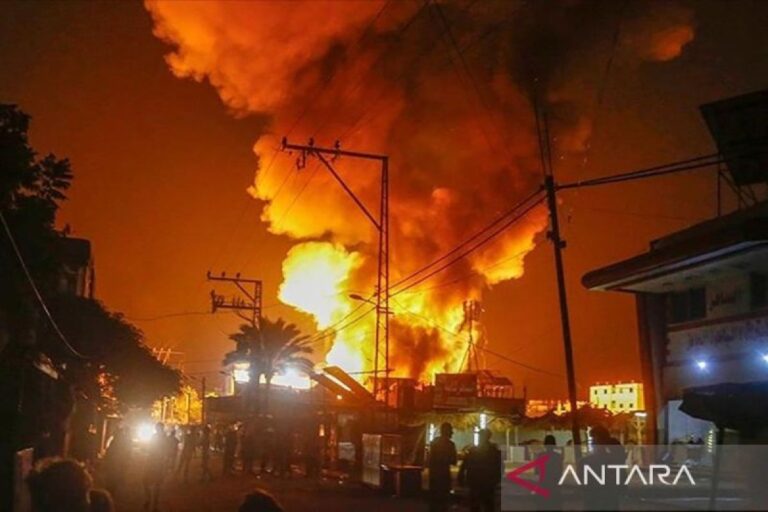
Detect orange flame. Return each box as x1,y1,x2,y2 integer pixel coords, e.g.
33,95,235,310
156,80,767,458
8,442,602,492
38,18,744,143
147,0,695,384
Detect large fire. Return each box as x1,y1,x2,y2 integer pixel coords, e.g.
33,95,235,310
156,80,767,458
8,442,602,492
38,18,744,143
147,0,694,384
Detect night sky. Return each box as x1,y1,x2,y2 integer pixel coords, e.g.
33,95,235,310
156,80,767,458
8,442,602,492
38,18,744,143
2,1,767,397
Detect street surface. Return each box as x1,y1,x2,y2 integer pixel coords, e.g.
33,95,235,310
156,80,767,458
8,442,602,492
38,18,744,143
104,452,431,512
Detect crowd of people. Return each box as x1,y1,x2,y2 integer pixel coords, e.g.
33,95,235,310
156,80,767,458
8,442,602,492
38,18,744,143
426,421,628,512
26,419,303,512
426,422,502,512
25,456,283,512
27,417,629,512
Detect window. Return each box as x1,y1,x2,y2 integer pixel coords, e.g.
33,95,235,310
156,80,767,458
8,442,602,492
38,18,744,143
752,273,767,310
668,288,706,323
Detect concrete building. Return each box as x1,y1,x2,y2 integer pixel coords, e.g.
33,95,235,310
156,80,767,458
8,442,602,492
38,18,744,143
584,202,768,443
589,382,645,413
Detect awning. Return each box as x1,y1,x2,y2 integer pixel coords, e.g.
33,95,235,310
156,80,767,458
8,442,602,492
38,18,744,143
583,204,768,293
679,381,768,431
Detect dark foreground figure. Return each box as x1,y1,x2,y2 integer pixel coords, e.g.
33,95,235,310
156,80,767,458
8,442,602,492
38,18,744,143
427,422,457,512
26,457,114,512
459,428,501,512
26,456,287,512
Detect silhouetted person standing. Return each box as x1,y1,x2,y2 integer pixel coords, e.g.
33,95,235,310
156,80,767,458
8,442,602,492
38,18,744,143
241,422,257,475
103,425,131,500
459,429,501,512
177,426,197,481
200,425,213,481
143,423,166,512
428,422,457,512
164,427,180,476
535,435,563,511
580,425,625,511
223,424,238,476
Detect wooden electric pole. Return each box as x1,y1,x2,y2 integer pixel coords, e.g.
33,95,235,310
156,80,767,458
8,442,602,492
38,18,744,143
535,99,583,452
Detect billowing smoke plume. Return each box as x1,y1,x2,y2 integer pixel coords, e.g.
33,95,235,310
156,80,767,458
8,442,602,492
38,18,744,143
146,0,694,382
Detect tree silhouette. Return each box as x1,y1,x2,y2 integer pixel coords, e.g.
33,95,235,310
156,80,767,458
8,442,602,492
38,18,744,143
224,317,313,413
0,105,181,483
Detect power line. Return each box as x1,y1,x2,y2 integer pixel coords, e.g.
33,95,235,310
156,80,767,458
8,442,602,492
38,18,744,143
308,0,436,139
305,304,376,346
0,211,87,359
396,245,535,296
336,0,528,146
389,187,544,293
127,302,283,323
430,0,506,158
127,311,211,322
392,300,565,380
558,153,725,190
578,206,700,223
238,2,395,270
392,192,546,296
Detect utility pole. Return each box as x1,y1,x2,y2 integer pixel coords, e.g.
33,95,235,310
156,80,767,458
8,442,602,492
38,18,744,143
207,271,262,327
281,138,391,406
460,300,481,372
535,99,583,451
201,377,207,425
207,271,262,415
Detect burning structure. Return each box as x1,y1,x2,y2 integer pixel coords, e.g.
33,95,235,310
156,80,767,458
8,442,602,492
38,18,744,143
146,0,695,385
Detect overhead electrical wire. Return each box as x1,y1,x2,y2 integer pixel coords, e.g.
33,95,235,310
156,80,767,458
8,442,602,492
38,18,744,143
0,211,87,359
389,189,545,296
391,300,566,380
392,196,545,297
557,152,727,190
305,304,377,346
430,0,507,159
396,244,535,296
236,0,396,271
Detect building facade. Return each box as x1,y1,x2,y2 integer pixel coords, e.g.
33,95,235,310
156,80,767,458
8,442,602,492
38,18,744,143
584,201,768,443
589,382,645,413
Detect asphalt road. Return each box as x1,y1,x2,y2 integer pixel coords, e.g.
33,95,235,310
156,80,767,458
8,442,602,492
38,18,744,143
102,452,431,512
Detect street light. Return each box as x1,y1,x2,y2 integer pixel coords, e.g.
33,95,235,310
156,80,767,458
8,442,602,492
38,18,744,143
696,360,708,371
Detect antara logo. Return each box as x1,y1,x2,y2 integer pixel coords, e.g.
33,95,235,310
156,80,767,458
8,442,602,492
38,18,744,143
505,454,552,497
505,454,696,497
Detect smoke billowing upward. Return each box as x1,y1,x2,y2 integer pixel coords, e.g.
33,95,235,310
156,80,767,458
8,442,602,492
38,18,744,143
146,0,694,382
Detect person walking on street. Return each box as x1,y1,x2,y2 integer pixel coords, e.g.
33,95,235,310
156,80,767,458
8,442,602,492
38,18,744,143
223,424,238,476
200,425,213,481
103,425,131,500
459,428,501,512
164,427,179,477
428,422,457,512
177,426,197,481
241,422,257,475
143,423,167,512
534,435,563,511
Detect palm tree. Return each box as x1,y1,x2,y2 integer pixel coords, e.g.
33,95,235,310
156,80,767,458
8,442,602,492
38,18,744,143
223,317,314,413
